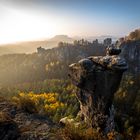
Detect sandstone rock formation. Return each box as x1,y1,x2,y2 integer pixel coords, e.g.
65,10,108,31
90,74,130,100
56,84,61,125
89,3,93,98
120,40,140,74
69,46,127,130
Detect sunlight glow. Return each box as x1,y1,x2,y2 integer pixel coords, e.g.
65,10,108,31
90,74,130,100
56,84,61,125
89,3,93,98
0,8,60,44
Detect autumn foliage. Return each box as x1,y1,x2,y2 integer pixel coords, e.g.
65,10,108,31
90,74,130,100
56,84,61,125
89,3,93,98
12,92,64,115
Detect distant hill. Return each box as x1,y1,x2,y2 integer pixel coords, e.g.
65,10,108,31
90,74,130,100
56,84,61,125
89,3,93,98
49,35,74,42
0,35,74,55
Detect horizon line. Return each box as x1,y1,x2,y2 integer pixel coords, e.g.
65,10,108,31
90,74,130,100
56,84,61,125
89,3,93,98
0,34,121,46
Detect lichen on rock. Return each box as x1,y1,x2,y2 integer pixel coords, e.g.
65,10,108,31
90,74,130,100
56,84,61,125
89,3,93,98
69,46,127,131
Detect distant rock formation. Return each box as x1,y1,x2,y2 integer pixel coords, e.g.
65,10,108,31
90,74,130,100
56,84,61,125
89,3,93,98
119,40,140,74
103,38,112,46
69,46,127,130
37,46,46,54
117,29,140,75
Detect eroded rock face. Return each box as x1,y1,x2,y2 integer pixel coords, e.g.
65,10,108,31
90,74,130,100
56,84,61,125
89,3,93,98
69,47,127,129
120,40,140,74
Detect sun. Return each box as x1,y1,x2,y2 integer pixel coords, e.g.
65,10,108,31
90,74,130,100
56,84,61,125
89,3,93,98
0,9,57,44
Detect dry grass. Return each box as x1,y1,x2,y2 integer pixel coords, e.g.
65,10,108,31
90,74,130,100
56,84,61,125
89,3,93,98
57,123,108,140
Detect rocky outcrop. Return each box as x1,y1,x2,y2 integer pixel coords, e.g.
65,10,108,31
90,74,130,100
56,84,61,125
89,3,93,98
120,40,140,75
69,47,127,130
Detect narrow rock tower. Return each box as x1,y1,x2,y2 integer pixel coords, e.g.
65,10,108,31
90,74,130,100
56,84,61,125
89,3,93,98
69,46,127,130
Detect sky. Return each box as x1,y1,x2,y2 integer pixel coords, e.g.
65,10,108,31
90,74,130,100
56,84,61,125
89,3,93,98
0,0,140,44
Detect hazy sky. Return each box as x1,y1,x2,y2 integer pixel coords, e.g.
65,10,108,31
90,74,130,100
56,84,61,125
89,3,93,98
0,0,140,44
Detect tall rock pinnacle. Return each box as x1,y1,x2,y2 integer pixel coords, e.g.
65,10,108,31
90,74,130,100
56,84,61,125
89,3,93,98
69,46,127,130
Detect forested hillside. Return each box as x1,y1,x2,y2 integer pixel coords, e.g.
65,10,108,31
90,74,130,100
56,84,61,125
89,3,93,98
0,40,106,86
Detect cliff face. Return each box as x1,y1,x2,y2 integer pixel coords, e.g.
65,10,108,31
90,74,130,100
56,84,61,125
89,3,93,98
120,40,140,75
69,47,127,130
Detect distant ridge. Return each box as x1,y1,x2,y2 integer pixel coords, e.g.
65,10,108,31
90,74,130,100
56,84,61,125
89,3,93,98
0,34,118,55
0,35,74,55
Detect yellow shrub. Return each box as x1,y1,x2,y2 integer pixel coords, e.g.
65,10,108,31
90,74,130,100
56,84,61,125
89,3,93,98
12,96,20,104
12,92,64,115
18,96,38,113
